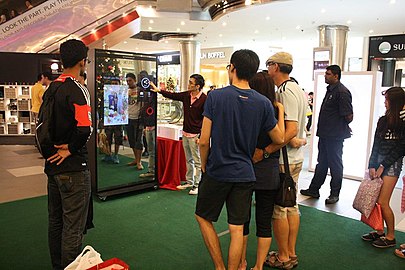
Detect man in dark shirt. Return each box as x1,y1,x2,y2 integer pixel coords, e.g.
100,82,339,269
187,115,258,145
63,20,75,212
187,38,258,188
151,74,207,195
43,39,92,269
301,65,353,204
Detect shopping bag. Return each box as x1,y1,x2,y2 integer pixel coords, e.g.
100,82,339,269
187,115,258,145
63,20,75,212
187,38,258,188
352,171,383,218
401,175,405,213
87,258,129,270
361,203,384,231
64,245,103,270
98,130,111,155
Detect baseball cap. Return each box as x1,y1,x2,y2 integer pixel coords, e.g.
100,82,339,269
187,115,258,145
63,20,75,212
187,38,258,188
266,52,293,66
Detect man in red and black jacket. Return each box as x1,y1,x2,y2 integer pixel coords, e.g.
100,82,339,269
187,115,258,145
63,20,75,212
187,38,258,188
44,39,92,270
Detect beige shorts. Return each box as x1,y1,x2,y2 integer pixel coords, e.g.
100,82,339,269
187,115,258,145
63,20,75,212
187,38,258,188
272,162,302,219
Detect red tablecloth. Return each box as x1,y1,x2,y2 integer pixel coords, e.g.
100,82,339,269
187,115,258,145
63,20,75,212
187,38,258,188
157,136,187,190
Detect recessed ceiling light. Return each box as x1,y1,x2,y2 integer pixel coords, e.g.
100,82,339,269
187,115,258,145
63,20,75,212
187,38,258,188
136,47,139,50
390,0,396,4
254,30,259,34
219,34,223,37
176,28,181,32
180,21,185,26
149,19,154,24
222,22,227,26
165,41,168,44
148,26,152,30
369,29,374,33
321,8,326,13
296,25,301,30
265,16,270,20
122,13,127,17
245,0,252,5
347,20,352,24
91,29,96,34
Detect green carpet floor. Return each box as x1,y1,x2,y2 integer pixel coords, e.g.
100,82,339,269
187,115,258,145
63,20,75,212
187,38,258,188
97,153,150,189
1,189,404,269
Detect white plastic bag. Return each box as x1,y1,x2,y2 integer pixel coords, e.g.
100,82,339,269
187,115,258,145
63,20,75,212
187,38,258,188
64,245,103,270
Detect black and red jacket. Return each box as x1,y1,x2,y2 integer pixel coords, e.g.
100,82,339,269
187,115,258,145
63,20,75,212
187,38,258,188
44,74,92,176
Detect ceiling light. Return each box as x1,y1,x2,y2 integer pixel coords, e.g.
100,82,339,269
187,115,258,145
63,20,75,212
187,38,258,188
176,28,181,32
390,0,396,4
180,21,185,26
136,47,139,50
321,8,326,13
165,41,168,44
296,25,301,30
91,29,96,34
50,63,59,70
149,19,154,24
123,41,128,44
219,34,223,37
369,29,374,33
265,16,270,20
347,20,352,24
254,30,259,34
122,12,127,17
222,22,227,26
245,0,252,5
148,26,152,30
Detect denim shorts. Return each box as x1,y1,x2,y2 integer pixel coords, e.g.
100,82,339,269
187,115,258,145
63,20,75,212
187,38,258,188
379,155,403,177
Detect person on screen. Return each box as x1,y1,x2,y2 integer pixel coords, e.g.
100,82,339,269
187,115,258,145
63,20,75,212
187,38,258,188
126,73,145,170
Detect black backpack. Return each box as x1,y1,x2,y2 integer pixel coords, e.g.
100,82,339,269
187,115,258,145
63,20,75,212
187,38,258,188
35,82,62,159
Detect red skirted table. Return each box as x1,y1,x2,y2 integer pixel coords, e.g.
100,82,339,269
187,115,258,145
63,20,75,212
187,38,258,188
157,136,187,190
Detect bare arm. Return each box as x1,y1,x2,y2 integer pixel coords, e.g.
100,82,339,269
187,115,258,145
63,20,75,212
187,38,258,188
199,117,212,173
265,120,298,154
267,102,285,144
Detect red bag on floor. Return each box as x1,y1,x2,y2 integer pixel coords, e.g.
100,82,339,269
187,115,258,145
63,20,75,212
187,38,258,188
361,203,384,231
86,258,129,270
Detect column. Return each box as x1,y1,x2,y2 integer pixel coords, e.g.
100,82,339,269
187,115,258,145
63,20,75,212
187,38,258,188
318,25,349,69
179,40,201,91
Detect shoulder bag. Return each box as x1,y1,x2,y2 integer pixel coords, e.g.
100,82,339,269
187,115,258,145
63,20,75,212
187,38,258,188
275,146,297,207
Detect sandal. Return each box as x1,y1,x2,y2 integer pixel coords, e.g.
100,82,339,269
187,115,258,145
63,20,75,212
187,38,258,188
400,243,405,249
264,252,293,269
266,251,298,268
394,248,405,259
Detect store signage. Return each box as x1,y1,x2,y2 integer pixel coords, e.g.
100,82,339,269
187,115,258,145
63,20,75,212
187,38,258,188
369,34,405,58
0,0,74,40
157,54,180,65
200,47,234,65
313,47,331,74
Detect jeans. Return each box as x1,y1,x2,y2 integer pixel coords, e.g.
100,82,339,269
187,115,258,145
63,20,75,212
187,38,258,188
182,135,201,187
48,170,91,270
145,128,156,173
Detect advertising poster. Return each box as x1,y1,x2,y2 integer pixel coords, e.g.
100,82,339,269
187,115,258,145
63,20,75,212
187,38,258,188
103,84,128,126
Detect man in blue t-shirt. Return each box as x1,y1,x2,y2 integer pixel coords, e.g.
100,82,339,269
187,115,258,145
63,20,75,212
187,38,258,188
195,49,285,270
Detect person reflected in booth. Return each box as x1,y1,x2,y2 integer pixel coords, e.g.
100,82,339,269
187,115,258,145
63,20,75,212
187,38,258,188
31,73,45,123
126,73,145,170
150,74,207,195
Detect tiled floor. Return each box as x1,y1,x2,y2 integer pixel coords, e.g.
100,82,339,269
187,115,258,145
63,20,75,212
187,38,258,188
1,142,404,232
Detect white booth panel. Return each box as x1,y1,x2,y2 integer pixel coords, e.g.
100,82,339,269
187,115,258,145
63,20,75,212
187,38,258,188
309,71,383,180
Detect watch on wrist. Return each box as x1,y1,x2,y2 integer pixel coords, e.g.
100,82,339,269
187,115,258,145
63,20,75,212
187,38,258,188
263,149,270,159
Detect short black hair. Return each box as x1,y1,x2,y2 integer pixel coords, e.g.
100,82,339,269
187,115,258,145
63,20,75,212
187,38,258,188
37,73,43,81
42,71,53,81
230,49,260,81
278,63,293,74
326,65,341,80
190,74,205,90
59,39,88,69
126,73,136,80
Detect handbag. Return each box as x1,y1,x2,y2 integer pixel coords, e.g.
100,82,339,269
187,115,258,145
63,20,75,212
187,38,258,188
352,171,383,218
275,146,297,207
361,203,384,231
64,245,103,270
87,258,129,270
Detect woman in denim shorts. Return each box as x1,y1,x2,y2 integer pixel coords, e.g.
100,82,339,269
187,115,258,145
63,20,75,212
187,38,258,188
362,87,405,248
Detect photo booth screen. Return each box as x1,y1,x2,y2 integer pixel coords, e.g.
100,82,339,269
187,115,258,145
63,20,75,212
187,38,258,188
103,84,128,126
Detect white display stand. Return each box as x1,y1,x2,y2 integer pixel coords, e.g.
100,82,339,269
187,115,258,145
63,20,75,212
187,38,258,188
157,123,183,141
309,71,383,180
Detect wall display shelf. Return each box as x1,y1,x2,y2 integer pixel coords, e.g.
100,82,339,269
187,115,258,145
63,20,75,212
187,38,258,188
0,84,35,136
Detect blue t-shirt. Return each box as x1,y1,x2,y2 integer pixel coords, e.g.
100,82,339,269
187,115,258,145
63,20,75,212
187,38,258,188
203,85,277,182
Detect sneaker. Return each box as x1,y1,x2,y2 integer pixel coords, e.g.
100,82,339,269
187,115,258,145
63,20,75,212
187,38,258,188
362,231,385,241
112,155,120,164
372,237,396,248
140,172,154,178
176,183,193,190
102,155,113,162
189,187,198,195
142,151,149,157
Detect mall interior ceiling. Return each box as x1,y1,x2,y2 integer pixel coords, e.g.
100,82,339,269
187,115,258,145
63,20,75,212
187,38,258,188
111,0,405,54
